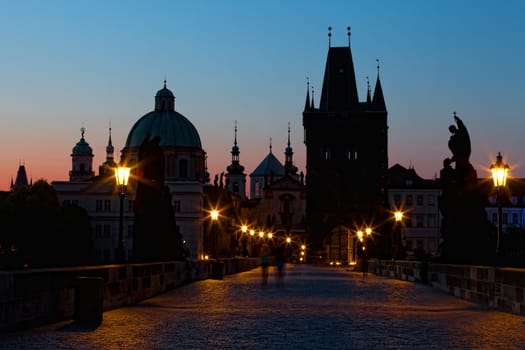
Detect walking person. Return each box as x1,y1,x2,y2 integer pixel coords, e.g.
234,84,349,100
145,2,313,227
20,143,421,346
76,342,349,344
260,245,270,285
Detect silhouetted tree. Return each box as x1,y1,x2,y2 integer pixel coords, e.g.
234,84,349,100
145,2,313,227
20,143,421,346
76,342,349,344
0,180,94,268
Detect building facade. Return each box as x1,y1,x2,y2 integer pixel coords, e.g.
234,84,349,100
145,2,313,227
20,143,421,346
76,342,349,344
53,82,206,263
387,164,441,257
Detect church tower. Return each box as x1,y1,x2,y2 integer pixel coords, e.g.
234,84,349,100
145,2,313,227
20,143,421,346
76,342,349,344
98,124,118,177
70,127,95,181
225,121,247,199
302,27,388,248
284,123,299,178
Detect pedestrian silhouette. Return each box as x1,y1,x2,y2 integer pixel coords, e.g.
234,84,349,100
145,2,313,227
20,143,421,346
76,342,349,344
260,245,270,286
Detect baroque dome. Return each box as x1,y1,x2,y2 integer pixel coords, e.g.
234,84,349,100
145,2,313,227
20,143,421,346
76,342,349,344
71,127,93,156
125,82,202,149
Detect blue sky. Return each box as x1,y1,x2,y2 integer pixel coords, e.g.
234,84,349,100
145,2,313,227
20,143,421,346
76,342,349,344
0,0,524,190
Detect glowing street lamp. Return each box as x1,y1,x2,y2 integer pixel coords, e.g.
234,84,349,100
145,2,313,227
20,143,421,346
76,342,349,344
394,211,404,223
490,152,510,254
210,210,219,221
241,225,248,234
114,165,130,263
210,209,219,258
249,229,255,257
394,210,404,259
357,230,364,242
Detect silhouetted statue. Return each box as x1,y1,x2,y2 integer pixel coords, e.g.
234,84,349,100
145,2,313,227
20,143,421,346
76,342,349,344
214,174,219,187
439,115,492,264
133,134,184,262
448,114,471,167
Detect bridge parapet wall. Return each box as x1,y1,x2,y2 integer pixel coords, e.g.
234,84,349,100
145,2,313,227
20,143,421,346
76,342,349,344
374,260,525,315
0,257,259,332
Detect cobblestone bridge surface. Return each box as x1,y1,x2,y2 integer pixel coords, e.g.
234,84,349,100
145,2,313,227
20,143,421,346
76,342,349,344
2,264,525,349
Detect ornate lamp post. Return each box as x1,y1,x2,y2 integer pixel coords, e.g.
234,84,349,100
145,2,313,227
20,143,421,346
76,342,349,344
114,166,130,263
490,152,509,254
210,210,219,258
249,229,255,257
240,225,248,256
394,211,404,259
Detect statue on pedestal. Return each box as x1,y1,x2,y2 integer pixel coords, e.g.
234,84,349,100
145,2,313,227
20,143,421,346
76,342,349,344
133,134,185,262
438,114,493,264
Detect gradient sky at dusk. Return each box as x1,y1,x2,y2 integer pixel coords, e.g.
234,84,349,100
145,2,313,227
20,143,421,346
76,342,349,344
0,1,524,191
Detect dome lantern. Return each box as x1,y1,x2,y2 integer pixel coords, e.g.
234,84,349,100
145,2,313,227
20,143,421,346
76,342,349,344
155,80,175,112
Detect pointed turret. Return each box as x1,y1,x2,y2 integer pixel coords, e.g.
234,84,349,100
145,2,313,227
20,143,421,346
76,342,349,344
304,78,311,112
372,61,386,111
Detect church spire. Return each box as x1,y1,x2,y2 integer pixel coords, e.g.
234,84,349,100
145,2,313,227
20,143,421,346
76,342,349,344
99,123,118,177
106,122,114,162
226,121,245,175
284,123,298,176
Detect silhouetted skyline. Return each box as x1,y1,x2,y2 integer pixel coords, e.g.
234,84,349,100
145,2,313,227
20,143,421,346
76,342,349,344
1,0,524,191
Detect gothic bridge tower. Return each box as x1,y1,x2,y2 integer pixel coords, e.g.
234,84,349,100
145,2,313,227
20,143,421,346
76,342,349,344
302,27,388,249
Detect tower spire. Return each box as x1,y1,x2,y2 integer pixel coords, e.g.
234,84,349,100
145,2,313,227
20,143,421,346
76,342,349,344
284,122,298,176
328,26,332,47
106,121,114,162
347,26,351,46
304,77,311,111
234,120,238,146
372,58,386,110
225,121,246,198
